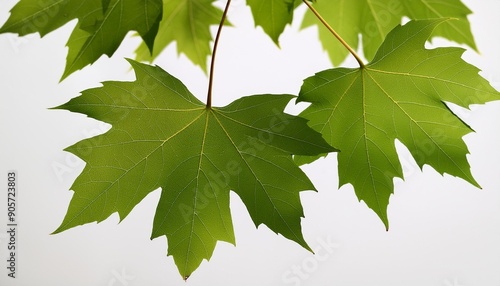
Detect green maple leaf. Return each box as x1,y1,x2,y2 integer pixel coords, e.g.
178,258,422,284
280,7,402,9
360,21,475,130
0,0,163,80
61,0,162,80
296,19,499,228
302,0,476,65
246,0,296,44
53,60,335,278
135,0,224,72
0,0,103,36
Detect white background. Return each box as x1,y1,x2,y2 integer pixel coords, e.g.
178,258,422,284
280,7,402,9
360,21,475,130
1,0,500,285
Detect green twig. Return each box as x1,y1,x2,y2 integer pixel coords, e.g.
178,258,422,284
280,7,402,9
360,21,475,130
207,0,232,108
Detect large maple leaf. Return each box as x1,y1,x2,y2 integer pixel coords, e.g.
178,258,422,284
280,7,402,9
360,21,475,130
296,19,499,228
53,60,335,278
302,0,477,65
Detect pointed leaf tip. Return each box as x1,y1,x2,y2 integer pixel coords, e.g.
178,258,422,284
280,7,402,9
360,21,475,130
247,0,295,44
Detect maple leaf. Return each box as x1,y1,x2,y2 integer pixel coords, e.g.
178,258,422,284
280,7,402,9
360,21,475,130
135,0,224,72
246,0,296,44
61,0,163,80
0,0,103,36
53,60,335,278
302,0,476,65
295,19,499,228
0,0,163,80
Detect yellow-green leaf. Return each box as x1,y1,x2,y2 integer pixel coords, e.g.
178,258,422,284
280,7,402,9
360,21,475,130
302,0,477,65
135,0,224,72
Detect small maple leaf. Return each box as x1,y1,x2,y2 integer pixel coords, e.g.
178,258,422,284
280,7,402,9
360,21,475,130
0,0,103,37
302,0,477,65
247,0,296,44
0,0,163,80
135,0,225,72
61,0,163,79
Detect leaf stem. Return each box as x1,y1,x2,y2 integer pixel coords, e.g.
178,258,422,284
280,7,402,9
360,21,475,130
207,0,232,108
302,0,365,68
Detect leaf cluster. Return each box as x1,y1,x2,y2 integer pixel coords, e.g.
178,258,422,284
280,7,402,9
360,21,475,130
1,0,499,280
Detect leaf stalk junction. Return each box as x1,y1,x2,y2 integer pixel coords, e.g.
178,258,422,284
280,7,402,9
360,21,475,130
302,0,365,67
